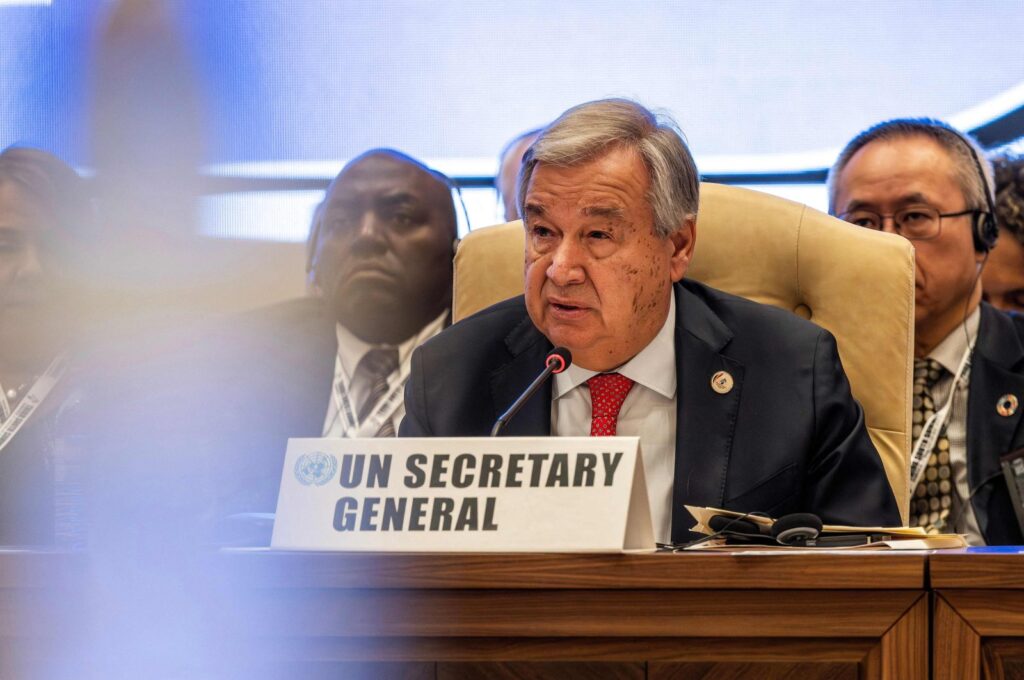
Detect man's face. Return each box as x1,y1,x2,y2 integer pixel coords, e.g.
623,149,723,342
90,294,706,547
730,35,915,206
312,153,455,344
833,136,983,347
522,146,694,372
982,228,1024,313
0,181,68,364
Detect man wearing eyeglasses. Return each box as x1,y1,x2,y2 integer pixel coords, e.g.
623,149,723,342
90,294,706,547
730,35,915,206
829,118,1024,545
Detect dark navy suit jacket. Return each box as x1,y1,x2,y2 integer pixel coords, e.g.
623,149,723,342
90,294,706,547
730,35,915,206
965,303,1024,545
400,280,901,541
199,297,338,516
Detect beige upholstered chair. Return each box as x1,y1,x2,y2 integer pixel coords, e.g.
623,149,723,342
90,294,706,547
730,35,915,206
453,183,915,522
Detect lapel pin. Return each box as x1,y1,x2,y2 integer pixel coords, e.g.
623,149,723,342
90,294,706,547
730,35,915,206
997,394,1019,417
710,370,734,395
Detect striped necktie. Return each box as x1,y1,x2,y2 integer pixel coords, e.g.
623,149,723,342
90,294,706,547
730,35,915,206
352,348,400,437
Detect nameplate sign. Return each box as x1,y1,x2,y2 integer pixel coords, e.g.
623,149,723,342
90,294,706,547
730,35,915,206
271,436,654,552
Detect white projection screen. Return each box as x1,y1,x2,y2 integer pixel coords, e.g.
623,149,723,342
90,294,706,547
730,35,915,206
3,1,1024,239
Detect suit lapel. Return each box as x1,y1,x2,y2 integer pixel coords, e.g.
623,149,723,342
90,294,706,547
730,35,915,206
489,313,553,436
671,282,744,542
967,304,1024,543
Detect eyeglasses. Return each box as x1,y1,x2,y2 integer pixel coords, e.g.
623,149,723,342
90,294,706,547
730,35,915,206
838,206,979,241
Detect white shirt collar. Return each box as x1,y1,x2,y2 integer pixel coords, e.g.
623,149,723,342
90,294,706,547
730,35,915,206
929,305,980,375
553,293,677,400
335,309,448,381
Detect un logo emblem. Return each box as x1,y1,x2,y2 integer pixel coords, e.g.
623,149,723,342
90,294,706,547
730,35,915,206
294,452,338,487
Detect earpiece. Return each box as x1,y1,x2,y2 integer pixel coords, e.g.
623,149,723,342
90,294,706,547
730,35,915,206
770,513,823,546
955,132,999,252
972,208,999,253
703,512,823,547
447,177,472,235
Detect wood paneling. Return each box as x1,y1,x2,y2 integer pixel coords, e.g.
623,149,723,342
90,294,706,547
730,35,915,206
225,550,926,590
938,591,1024,636
439,661,643,680
983,639,1024,680
929,552,1024,589
648,662,857,680
229,661,435,680
881,594,927,680
237,588,921,639
0,551,937,680
933,593,980,680
932,553,1024,679
238,636,878,664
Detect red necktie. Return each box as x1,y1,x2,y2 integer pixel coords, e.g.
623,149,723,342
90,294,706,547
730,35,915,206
587,373,635,436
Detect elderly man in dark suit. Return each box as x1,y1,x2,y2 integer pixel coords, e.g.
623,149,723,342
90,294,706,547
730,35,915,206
400,99,900,544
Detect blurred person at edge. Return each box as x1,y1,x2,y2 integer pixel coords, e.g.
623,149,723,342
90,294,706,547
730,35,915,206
496,127,543,222
202,148,457,524
0,147,90,546
983,153,1024,314
830,119,1024,545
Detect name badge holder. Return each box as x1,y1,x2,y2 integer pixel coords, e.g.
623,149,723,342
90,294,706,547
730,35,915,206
908,347,972,491
332,374,407,439
0,354,68,454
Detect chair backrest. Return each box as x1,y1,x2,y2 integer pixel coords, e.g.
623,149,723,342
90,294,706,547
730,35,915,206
453,182,915,521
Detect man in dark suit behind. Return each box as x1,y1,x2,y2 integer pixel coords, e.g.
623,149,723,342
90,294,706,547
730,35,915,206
205,149,457,519
400,99,900,544
830,119,1024,545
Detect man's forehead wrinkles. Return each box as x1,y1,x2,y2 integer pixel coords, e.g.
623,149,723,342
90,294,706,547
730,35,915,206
581,205,625,219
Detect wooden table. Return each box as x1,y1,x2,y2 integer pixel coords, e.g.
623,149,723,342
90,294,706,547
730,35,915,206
224,550,929,680
931,547,1024,680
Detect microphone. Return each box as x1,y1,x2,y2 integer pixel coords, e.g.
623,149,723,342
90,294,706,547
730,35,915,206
490,347,572,437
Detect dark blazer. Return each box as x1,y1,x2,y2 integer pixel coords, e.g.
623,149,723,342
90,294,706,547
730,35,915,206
198,297,338,516
966,303,1024,545
400,280,901,541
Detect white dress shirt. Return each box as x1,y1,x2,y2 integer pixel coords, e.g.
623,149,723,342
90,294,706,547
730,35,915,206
551,296,677,544
926,306,983,545
322,310,447,437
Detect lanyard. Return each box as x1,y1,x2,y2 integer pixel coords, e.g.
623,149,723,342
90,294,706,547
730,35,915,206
0,354,68,454
331,372,408,438
908,346,972,491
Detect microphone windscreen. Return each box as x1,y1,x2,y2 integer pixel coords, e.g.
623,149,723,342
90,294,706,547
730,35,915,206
708,515,761,535
546,347,572,373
